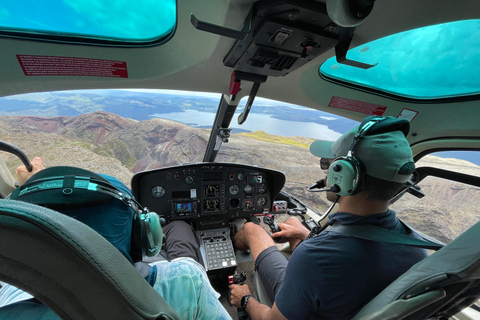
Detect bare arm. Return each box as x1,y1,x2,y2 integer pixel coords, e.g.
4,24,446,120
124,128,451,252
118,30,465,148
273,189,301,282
246,300,287,320
273,222,309,241
229,284,287,320
272,217,310,251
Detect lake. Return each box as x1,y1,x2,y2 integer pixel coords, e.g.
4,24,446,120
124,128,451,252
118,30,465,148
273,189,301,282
150,110,342,141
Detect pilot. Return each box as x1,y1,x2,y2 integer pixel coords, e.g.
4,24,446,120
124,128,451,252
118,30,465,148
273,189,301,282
229,116,428,319
0,157,232,320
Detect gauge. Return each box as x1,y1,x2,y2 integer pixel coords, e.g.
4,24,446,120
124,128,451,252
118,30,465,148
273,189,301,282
151,186,165,198
228,171,235,180
257,196,267,207
205,185,219,197
185,175,194,184
244,184,254,195
237,171,245,181
230,198,240,208
243,200,254,210
229,185,240,195
258,183,266,194
204,199,220,212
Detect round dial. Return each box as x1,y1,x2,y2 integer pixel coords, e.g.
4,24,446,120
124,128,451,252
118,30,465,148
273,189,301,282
230,198,240,208
205,185,218,196
258,183,266,194
244,184,254,195
257,196,267,207
185,175,194,184
237,171,245,181
151,186,165,198
229,184,240,195
243,200,254,210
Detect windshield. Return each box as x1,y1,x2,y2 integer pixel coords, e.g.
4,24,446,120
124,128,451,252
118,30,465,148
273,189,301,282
1,89,479,236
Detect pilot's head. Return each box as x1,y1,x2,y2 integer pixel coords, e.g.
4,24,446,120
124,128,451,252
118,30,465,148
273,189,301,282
309,116,415,201
9,167,135,263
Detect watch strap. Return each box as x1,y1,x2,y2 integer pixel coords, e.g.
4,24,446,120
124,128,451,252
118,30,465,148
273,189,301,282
241,294,254,309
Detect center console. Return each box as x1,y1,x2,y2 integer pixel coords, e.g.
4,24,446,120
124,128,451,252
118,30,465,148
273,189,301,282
131,162,286,277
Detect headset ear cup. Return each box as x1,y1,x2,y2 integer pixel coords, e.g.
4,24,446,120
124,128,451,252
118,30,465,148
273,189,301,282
327,157,361,197
143,212,163,258
351,159,366,195
130,214,145,262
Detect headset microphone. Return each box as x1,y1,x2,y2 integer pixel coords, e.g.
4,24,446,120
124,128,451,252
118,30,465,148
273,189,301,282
307,179,340,193
307,179,326,191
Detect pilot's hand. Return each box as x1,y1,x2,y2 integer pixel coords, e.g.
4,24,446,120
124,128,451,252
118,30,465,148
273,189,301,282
16,157,44,186
273,222,309,242
229,283,252,308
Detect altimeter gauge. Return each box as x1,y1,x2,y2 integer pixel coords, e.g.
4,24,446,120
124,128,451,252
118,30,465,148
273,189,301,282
152,186,166,198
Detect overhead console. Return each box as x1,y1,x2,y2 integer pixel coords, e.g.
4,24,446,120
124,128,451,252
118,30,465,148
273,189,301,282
131,163,286,230
191,0,377,76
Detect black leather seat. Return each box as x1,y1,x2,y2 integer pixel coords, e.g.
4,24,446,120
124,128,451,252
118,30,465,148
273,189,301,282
351,219,480,319
0,199,180,320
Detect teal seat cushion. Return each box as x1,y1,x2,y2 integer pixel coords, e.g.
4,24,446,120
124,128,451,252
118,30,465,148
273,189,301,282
0,300,61,320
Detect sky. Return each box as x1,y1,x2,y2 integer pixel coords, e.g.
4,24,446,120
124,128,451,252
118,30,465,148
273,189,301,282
0,0,176,40
321,19,480,99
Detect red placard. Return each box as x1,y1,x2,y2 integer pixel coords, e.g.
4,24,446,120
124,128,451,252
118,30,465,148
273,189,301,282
328,96,386,116
17,55,128,78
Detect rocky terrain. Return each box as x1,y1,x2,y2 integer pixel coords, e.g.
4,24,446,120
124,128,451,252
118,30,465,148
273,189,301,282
1,111,479,243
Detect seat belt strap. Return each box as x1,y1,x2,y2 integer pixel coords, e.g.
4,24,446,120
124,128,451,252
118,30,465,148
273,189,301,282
328,223,444,250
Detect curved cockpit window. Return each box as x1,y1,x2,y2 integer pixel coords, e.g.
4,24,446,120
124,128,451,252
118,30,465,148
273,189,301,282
0,0,176,46
391,150,480,244
0,89,357,214
320,19,480,100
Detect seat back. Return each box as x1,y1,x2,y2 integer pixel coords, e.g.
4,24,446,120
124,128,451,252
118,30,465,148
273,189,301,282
0,199,180,320
353,219,480,320
0,157,15,198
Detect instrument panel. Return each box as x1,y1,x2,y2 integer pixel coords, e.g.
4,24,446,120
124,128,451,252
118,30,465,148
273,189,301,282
131,163,285,229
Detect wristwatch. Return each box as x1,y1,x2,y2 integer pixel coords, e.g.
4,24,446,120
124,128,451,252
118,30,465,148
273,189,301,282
241,294,254,309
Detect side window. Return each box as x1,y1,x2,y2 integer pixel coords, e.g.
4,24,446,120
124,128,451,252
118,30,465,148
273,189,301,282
390,151,480,244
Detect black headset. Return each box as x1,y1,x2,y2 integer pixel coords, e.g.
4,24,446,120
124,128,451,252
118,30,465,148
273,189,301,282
327,117,386,197
9,167,163,262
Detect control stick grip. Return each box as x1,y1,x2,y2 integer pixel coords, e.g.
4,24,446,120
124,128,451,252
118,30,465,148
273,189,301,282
263,214,282,243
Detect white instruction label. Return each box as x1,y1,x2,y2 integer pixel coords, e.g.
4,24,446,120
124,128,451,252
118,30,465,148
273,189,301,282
398,109,418,122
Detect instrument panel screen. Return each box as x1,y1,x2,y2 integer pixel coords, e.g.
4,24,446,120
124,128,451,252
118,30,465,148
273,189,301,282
176,202,193,213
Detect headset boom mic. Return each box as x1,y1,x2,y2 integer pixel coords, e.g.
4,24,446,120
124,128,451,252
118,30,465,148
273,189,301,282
307,179,327,192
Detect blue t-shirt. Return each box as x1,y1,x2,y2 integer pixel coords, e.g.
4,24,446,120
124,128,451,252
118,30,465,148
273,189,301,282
275,210,428,320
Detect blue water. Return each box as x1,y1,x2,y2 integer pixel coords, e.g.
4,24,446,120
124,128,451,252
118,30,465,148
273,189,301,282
150,110,342,141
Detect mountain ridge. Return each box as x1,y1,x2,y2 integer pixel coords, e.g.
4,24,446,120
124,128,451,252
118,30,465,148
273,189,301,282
1,111,479,243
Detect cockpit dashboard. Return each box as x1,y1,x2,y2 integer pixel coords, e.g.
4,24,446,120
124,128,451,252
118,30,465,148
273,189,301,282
132,163,286,230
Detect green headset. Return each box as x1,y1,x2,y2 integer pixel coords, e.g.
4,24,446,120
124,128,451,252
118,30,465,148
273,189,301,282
9,166,163,261
327,117,386,197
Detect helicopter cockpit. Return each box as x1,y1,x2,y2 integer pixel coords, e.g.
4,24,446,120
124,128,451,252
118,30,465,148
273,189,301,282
0,0,480,319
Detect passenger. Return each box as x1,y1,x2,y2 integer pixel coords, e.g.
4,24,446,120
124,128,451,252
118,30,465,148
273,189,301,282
0,157,232,320
229,116,428,319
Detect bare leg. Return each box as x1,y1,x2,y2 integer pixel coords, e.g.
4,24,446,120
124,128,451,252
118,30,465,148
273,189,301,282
233,222,276,262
